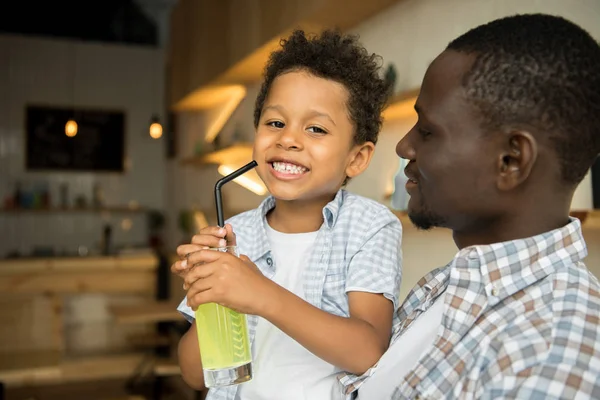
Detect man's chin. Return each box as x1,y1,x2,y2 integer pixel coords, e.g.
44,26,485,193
407,210,445,231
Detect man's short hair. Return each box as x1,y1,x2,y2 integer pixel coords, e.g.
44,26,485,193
447,14,600,185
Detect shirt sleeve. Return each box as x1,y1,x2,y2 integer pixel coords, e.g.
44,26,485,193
345,209,403,311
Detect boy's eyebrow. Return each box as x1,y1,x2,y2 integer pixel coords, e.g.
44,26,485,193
307,110,336,126
263,104,284,114
263,104,337,126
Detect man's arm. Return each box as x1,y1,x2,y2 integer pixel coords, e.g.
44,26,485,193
177,321,205,390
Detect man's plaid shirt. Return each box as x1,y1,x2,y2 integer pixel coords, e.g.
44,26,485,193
340,219,600,399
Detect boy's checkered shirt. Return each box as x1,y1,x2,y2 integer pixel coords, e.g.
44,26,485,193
178,190,403,400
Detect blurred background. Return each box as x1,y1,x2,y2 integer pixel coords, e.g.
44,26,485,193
0,0,599,399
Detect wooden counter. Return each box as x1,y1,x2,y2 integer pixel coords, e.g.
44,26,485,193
0,253,158,295
0,253,161,387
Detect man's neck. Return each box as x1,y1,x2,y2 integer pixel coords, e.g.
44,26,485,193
266,194,337,233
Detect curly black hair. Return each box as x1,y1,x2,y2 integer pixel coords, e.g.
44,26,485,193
447,13,600,185
253,29,391,146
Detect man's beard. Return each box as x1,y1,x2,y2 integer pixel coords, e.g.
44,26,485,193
407,187,447,230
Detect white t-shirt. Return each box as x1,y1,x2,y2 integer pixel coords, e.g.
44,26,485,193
356,294,445,399
237,224,343,400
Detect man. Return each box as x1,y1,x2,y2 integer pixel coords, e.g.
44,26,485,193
340,13,600,399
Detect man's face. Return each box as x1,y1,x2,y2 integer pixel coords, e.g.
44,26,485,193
396,50,503,232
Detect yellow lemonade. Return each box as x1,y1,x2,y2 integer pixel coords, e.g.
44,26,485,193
195,302,251,370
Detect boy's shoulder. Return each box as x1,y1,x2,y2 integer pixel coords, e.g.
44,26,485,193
337,190,399,225
225,206,262,230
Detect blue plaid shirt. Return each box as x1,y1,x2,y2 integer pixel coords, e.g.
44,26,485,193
178,189,403,400
340,218,600,399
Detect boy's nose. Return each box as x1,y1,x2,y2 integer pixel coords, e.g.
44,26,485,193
277,128,303,151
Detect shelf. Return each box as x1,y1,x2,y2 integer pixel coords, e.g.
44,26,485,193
0,254,158,275
382,88,420,121
181,143,253,167
0,206,147,214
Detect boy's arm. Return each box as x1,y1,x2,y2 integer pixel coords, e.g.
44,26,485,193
177,321,206,390
263,287,393,375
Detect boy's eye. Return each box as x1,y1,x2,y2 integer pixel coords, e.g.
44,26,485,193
267,121,285,129
307,126,327,134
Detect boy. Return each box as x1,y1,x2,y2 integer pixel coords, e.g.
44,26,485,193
173,29,403,400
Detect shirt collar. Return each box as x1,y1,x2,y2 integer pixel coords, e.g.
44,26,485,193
256,189,345,228
244,189,347,260
451,218,587,305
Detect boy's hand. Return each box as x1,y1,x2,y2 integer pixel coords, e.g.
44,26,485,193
183,249,277,316
171,224,236,280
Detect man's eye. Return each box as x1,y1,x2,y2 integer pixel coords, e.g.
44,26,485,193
418,127,432,137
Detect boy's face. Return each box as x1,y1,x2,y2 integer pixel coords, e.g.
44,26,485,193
396,50,504,232
253,71,374,202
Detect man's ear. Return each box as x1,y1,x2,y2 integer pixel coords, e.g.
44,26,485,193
496,130,538,191
346,141,375,178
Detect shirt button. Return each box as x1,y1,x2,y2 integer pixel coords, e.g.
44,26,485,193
266,257,273,266
491,285,499,297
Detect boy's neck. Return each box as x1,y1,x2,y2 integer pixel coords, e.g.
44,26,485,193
266,194,337,233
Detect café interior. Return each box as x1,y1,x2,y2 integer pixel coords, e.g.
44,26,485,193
1,0,599,399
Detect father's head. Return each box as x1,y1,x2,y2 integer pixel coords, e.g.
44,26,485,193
397,14,600,245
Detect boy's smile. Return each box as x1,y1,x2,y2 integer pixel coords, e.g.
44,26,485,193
268,159,309,180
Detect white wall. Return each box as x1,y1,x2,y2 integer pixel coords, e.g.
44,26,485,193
0,34,166,257
348,0,600,299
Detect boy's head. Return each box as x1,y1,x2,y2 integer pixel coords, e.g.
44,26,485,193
252,29,391,202
396,14,600,237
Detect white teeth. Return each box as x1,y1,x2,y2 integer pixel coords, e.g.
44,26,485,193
272,162,307,175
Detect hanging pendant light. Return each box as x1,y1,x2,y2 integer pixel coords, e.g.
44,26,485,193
66,43,77,137
149,114,163,139
65,119,78,137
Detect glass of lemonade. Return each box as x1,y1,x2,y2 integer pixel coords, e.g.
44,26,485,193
194,246,253,387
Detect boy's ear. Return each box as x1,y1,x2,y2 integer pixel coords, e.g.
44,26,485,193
346,142,375,178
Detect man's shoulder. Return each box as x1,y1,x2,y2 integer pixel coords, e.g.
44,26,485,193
486,261,600,368
552,261,600,307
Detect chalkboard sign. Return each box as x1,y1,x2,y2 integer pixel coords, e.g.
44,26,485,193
26,105,125,172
